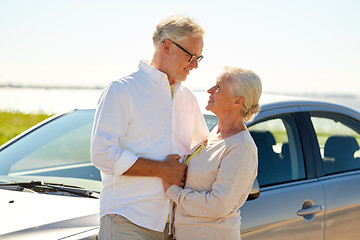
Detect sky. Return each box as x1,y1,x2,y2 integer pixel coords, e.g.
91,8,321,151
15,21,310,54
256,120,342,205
1,0,360,95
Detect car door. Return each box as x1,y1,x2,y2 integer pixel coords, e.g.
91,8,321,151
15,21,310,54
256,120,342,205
240,112,325,240
308,111,360,240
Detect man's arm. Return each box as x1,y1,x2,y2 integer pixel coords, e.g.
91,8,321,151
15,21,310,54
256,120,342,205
91,82,186,186
124,154,187,187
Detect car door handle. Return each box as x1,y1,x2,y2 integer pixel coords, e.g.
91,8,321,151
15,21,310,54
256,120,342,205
297,205,324,216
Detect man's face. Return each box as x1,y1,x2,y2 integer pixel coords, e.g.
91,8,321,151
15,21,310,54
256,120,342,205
167,36,203,84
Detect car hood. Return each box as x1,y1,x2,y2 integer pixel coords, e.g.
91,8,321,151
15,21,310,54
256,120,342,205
0,189,99,239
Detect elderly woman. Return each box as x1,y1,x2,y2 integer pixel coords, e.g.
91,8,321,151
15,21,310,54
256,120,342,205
163,66,262,240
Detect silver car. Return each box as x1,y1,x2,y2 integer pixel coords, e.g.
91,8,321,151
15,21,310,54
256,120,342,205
0,94,359,239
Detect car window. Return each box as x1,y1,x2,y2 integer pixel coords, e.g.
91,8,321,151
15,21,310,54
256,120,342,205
248,114,305,187
310,113,360,175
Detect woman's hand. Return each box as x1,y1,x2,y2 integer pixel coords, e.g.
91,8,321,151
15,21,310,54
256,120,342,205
162,179,172,192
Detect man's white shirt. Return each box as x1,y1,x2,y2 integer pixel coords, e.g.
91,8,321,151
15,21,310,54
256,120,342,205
91,60,209,231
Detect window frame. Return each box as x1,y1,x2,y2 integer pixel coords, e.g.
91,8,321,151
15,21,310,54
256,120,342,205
307,111,360,176
247,112,311,187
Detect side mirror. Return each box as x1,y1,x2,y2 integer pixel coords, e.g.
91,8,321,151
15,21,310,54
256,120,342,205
247,179,260,201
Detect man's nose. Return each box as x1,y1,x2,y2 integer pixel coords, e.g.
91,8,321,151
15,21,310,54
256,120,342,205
190,60,198,69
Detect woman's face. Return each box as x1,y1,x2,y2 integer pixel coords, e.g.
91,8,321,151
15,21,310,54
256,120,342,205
206,73,238,116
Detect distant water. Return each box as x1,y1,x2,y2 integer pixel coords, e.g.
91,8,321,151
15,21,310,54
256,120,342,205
0,87,103,114
1,87,360,114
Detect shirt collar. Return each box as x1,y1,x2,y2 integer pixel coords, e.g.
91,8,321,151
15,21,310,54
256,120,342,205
138,60,168,85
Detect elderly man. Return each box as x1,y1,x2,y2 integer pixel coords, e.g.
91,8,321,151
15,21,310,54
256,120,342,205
91,15,209,240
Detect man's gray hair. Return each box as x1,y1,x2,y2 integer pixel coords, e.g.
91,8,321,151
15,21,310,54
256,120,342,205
153,15,205,46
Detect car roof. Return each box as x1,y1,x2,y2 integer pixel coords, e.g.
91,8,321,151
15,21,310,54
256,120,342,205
194,92,360,120
259,93,327,110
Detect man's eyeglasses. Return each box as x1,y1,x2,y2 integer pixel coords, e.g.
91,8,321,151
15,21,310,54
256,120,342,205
165,40,203,64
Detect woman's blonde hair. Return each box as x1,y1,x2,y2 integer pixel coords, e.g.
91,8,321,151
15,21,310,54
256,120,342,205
152,15,205,46
224,66,262,121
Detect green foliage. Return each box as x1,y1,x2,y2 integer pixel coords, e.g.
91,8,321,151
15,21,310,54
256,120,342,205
0,111,53,146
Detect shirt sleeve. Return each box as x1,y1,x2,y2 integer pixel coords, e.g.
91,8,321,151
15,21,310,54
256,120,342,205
91,81,139,176
166,142,257,218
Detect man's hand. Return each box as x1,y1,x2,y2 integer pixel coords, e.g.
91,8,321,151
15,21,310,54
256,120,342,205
160,154,187,187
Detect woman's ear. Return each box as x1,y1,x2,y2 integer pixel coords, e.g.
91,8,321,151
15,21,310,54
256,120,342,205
235,96,245,105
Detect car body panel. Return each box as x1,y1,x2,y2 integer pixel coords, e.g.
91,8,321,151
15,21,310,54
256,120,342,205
0,189,99,238
320,172,360,239
240,180,325,239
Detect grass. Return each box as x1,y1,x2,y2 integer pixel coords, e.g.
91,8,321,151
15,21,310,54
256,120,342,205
0,111,53,146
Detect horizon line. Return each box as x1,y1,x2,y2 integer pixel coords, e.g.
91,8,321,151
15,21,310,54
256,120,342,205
0,83,359,98
0,83,105,90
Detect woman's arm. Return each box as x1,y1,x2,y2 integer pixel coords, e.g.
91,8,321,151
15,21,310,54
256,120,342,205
166,143,257,218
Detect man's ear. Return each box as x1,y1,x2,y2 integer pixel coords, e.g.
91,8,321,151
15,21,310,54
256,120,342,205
163,39,171,53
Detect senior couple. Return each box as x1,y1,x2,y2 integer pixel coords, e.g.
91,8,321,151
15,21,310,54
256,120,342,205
91,15,262,240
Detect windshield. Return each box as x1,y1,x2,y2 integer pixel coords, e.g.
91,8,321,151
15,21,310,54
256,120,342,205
0,110,101,193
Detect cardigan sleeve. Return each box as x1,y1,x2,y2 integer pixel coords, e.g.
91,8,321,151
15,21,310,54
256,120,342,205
166,141,257,218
